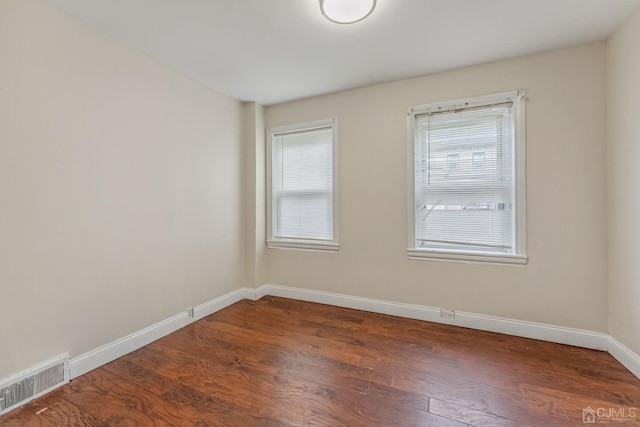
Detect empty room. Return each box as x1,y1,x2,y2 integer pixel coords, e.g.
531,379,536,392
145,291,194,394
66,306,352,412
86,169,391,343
2,0,640,425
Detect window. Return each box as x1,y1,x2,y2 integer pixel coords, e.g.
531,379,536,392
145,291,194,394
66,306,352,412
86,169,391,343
447,154,459,170
407,90,527,264
473,152,485,170
267,119,338,251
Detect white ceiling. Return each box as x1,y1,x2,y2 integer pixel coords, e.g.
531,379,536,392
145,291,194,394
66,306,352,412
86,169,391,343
45,0,640,105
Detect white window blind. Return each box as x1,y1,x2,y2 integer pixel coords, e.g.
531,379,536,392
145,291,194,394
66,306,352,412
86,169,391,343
268,119,338,250
409,91,526,263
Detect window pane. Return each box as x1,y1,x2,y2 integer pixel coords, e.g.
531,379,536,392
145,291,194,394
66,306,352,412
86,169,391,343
447,154,459,170
272,127,334,241
473,152,485,170
414,104,515,254
276,193,333,240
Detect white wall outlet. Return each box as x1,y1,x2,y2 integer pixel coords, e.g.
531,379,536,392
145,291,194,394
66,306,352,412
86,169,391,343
440,309,455,320
187,307,195,319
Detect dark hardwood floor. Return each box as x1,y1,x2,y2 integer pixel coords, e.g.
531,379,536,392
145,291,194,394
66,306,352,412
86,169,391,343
2,296,640,426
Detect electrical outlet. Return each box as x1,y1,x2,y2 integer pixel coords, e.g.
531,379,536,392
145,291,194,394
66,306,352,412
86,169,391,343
440,309,455,320
187,307,195,319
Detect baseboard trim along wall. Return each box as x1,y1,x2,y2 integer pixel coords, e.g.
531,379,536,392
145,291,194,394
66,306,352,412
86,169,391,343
69,287,255,378
69,283,639,380
6,283,637,414
257,284,638,380
607,337,640,379
256,284,609,350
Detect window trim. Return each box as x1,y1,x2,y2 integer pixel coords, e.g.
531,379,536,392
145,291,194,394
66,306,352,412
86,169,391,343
266,118,339,252
406,90,527,265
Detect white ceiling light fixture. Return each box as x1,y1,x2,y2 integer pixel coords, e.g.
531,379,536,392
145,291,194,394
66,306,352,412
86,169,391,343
320,0,377,24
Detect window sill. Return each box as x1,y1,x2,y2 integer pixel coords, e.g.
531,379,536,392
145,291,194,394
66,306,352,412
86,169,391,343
267,240,339,252
407,249,527,265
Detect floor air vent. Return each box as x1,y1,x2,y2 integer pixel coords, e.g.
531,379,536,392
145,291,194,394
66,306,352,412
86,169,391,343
0,354,69,415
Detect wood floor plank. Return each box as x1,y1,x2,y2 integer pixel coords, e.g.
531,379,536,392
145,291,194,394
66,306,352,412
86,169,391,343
1,296,639,426
392,371,570,427
522,383,640,424
520,369,640,406
22,389,102,426
429,397,534,427
132,342,323,425
0,407,51,427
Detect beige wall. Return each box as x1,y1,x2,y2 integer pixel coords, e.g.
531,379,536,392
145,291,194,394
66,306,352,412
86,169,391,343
243,102,268,287
263,44,609,332
607,9,640,356
0,0,244,379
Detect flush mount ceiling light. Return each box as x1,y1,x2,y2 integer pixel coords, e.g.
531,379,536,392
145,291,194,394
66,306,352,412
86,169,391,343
320,0,377,24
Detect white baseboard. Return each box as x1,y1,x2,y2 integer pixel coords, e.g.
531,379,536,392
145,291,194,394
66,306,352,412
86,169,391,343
257,284,443,321
255,284,609,351
453,312,609,351
608,337,640,379
193,287,256,321
69,287,255,379
13,284,638,401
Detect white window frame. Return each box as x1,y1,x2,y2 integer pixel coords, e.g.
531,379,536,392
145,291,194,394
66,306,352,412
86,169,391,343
266,118,339,252
407,90,527,265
